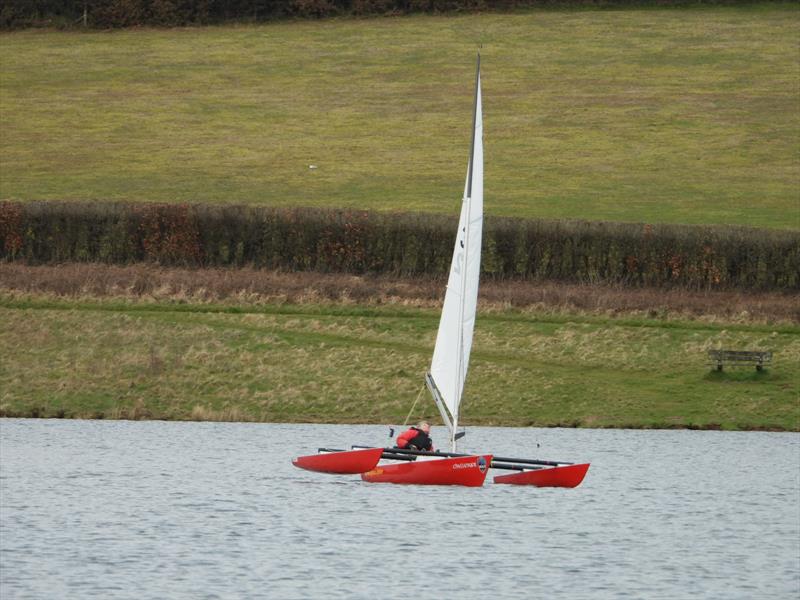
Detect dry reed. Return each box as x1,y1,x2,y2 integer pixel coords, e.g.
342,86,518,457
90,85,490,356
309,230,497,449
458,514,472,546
1,262,797,323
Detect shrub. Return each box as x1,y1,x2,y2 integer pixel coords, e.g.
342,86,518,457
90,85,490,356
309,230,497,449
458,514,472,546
1,200,797,291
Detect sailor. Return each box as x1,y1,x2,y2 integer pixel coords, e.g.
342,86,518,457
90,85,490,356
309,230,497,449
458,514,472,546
395,421,434,451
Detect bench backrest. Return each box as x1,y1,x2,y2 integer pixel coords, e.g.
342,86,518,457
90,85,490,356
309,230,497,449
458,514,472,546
708,350,772,362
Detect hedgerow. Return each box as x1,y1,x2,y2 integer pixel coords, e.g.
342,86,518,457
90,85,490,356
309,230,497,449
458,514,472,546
1,0,753,29
1,201,797,290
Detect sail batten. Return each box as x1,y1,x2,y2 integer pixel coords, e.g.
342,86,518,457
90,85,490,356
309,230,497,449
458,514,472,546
429,57,483,450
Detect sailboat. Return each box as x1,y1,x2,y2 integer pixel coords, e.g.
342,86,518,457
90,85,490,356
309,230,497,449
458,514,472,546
292,56,590,488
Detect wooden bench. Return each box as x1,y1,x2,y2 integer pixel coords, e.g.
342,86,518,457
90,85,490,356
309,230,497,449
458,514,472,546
708,350,772,371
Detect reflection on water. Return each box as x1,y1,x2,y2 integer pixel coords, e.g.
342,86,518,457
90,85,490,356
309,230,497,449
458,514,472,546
1,420,798,599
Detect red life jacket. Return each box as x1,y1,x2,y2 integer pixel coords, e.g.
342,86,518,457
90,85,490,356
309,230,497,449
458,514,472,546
396,428,417,448
396,427,433,451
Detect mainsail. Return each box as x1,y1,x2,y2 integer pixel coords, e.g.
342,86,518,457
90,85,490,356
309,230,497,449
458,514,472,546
427,56,483,451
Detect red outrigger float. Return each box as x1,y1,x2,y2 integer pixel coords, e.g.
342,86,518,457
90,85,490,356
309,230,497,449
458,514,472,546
493,462,590,488
291,447,383,475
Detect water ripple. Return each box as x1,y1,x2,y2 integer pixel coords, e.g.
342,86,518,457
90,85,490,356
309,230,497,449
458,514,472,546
0,420,798,599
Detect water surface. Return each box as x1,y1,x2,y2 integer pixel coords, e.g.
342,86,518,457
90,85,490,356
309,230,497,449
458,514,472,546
1,420,798,599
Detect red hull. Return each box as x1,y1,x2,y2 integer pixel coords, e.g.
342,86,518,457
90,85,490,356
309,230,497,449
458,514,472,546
361,455,493,487
493,463,590,488
292,448,383,475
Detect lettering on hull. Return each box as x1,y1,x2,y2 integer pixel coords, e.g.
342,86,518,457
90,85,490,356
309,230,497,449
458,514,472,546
452,456,487,472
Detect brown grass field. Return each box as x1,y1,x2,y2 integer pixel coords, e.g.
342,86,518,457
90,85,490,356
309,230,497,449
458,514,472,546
1,263,798,323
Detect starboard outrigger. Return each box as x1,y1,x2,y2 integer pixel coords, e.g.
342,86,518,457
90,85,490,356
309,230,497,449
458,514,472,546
292,55,590,488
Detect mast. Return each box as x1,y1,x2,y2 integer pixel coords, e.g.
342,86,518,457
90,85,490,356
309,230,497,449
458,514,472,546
452,54,481,451
428,54,483,452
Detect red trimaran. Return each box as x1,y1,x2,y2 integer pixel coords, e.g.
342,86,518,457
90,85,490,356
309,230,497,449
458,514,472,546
293,55,590,488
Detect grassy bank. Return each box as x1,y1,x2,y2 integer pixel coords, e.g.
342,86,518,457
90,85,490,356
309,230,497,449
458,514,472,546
2,294,797,430
2,5,799,228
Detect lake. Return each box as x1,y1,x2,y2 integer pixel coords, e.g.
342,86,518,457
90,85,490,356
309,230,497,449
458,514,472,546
1,420,798,599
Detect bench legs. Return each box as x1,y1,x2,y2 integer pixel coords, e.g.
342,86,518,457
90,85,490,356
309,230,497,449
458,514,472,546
714,362,766,371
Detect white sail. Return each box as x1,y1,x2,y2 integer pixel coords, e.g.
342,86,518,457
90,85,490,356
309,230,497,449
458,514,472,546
428,58,483,450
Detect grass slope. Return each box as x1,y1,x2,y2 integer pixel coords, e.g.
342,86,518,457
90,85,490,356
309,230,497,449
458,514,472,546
2,296,797,430
1,5,798,228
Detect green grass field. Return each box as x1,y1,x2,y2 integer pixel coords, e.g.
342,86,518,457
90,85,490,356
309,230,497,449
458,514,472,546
2,296,797,430
1,5,798,229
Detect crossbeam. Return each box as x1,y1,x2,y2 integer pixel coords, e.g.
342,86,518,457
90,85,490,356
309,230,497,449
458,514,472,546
350,445,573,468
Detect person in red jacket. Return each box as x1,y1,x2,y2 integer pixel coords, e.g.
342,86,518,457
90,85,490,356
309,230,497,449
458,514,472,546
395,421,434,451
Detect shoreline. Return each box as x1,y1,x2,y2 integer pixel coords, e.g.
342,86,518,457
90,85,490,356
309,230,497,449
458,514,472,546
0,414,794,432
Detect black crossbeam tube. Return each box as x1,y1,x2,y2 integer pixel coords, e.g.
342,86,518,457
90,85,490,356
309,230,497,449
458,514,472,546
379,452,417,462
491,455,572,467
351,445,469,458
350,445,573,467
490,461,545,471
